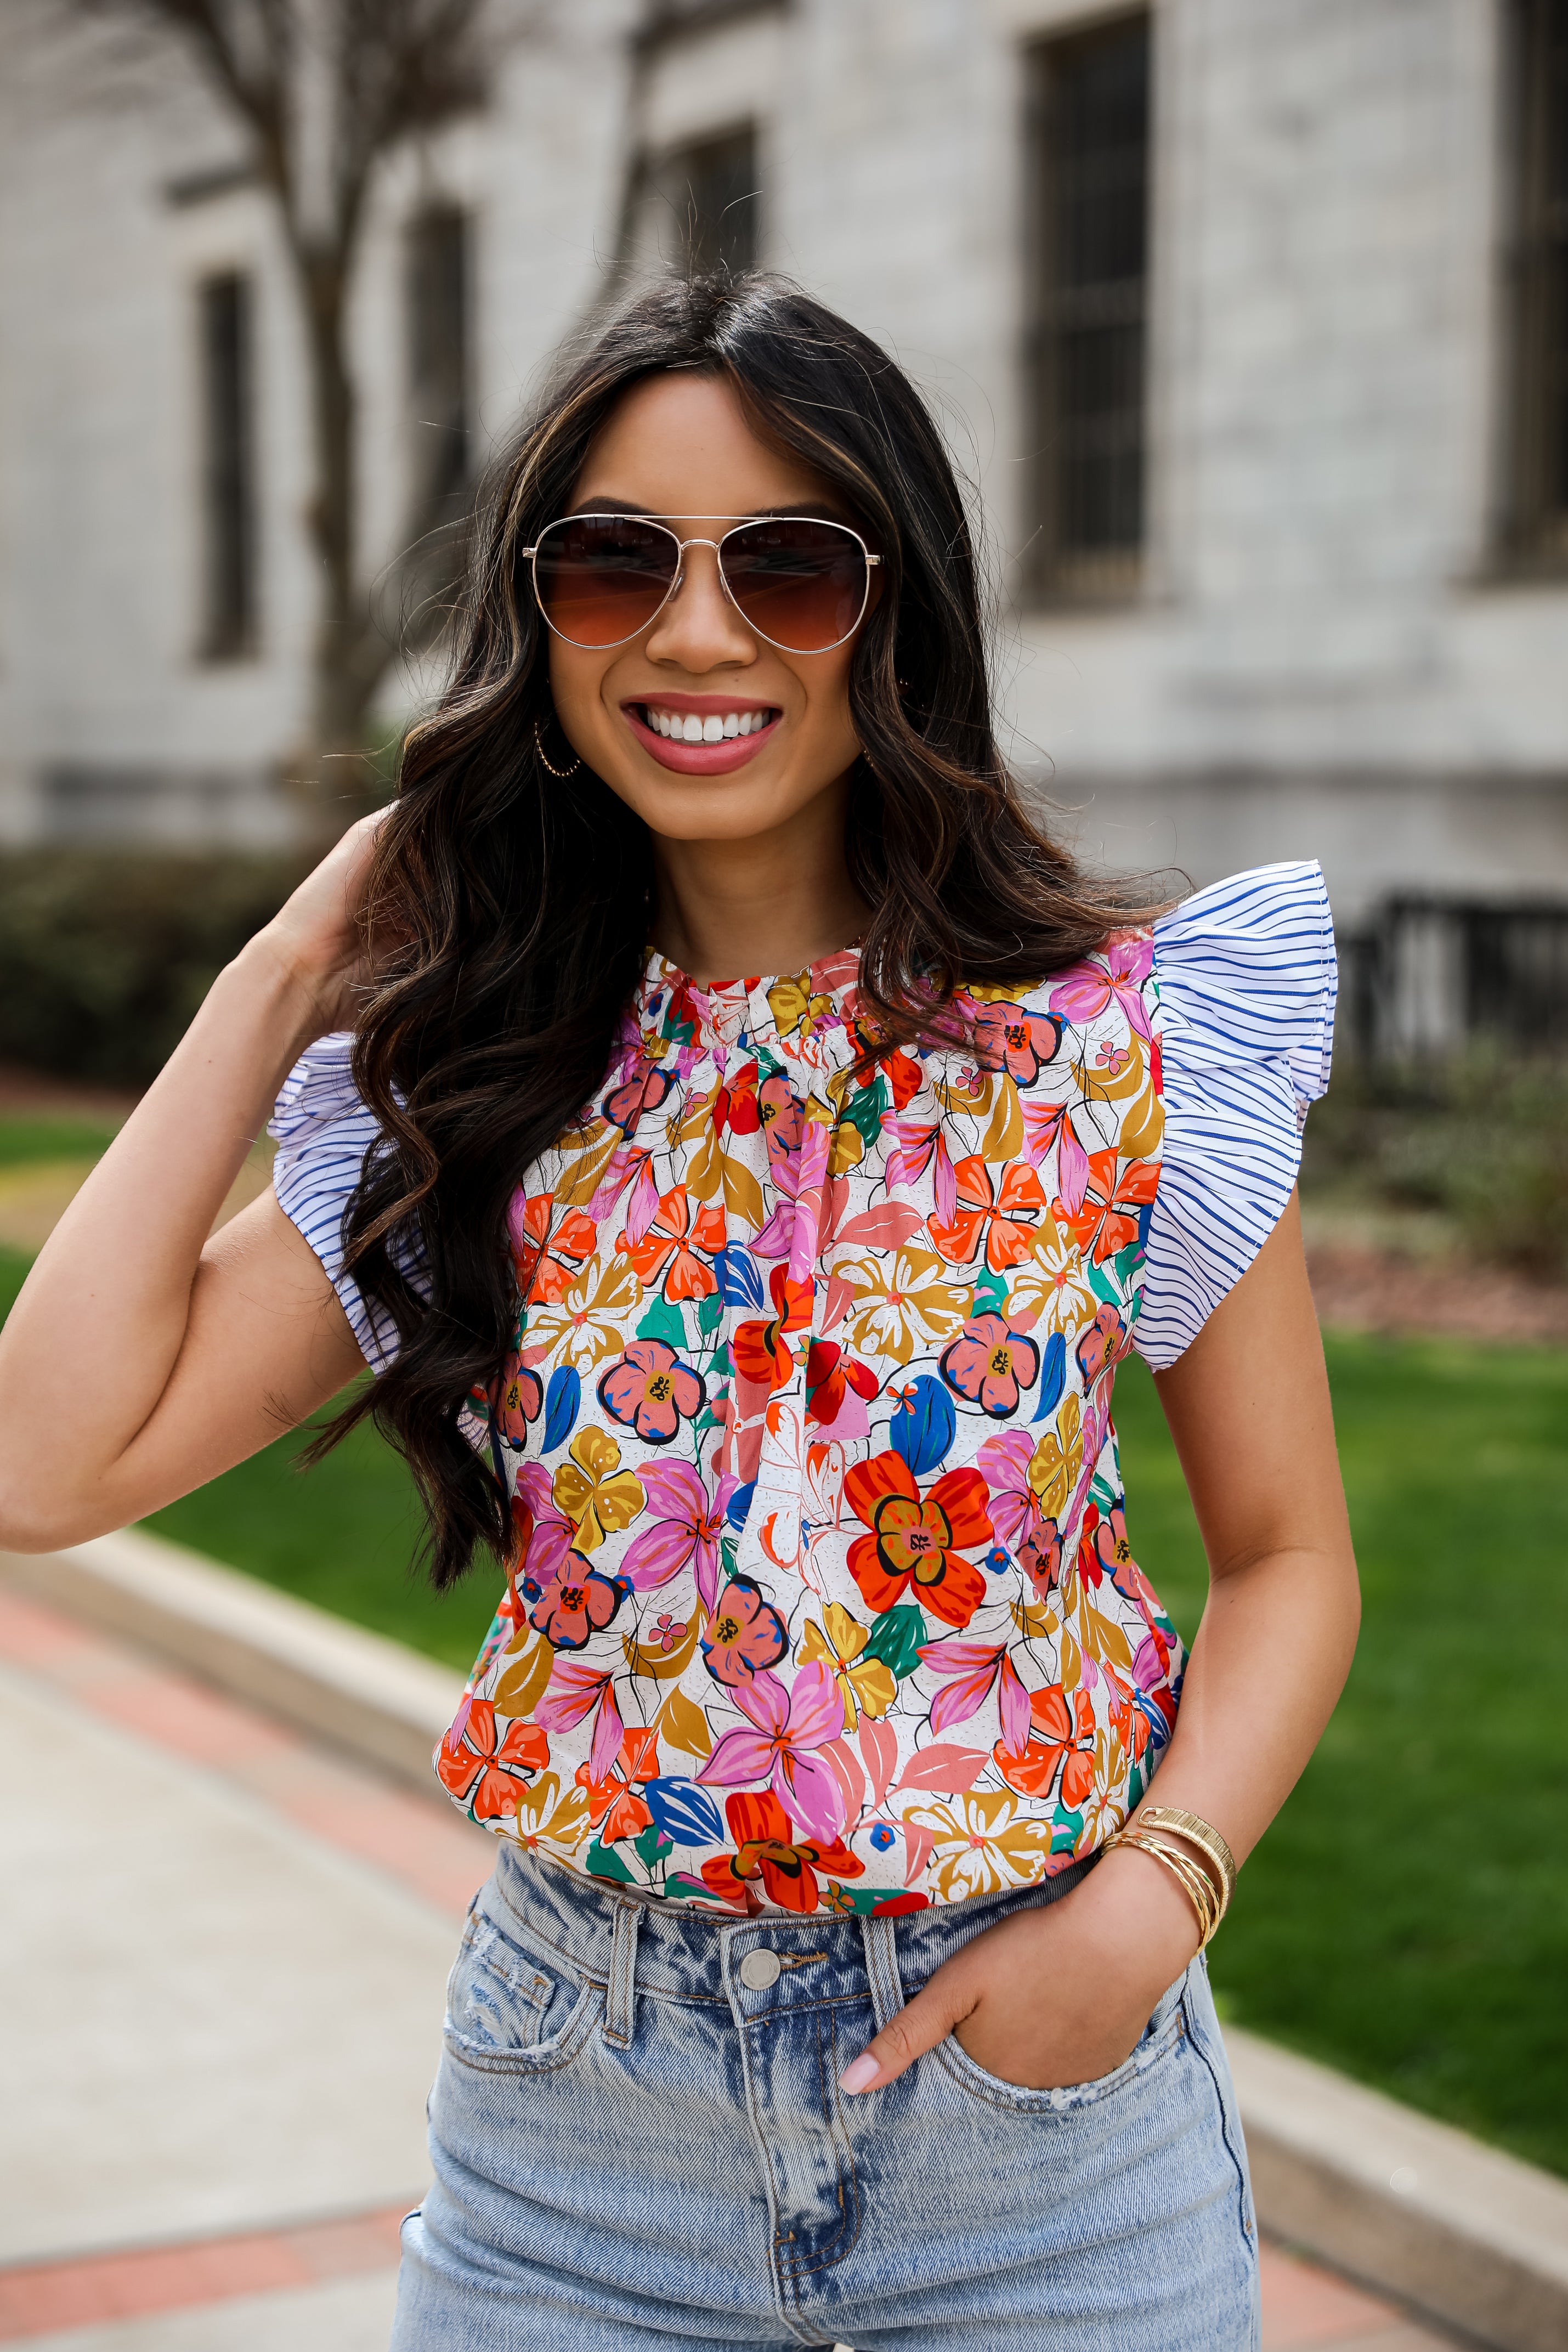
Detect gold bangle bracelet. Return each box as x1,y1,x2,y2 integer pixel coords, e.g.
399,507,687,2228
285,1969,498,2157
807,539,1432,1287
1103,1826,1221,1946
1136,1805,1237,1912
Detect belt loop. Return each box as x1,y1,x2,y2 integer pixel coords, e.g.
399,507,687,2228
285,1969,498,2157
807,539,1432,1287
602,1899,642,2049
861,1914,907,2033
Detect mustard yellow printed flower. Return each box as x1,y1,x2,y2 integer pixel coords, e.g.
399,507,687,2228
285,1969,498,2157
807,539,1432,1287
510,1770,593,1852
840,1245,968,1367
1006,1213,1097,1339
767,970,836,1039
552,1427,646,1555
798,1602,896,1730
525,1257,642,1371
905,1790,1056,1902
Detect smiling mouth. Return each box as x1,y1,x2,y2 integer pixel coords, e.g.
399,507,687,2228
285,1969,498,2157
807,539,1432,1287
637,703,780,743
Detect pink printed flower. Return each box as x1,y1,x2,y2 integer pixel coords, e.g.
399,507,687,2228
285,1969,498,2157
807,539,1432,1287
696,1660,848,1843
972,1004,1062,1088
758,1074,804,1167
938,1312,1040,1419
597,1339,706,1445
975,1428,1066,1604
620,1460,735,1613
1048,933,1153,1041
651,1613,687,1653
603,1058,673,1135
1095,1040,1130,1076
523,1556,630,1651
491,1359,542,1450
700,1576,789,1687
1019,1518,1063,1602
1075,1305,1129,1388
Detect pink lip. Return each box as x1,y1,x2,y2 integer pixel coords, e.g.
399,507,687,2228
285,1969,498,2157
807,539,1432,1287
622,699,782,776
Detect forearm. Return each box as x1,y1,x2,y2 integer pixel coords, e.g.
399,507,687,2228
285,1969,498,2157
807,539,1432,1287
0,936,327,1533
1135,1540,1361,1868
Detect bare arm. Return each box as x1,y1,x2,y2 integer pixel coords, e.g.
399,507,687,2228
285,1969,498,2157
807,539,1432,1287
841,1191,1360,2094
0,818,386,1551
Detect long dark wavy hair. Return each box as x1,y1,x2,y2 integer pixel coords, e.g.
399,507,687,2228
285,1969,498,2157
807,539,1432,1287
323,271,1163,1588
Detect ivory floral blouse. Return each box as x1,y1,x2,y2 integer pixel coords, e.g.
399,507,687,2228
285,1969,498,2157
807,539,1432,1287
273,861,1336,1916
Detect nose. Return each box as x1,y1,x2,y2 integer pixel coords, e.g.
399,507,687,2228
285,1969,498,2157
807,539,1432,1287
643,539,756,672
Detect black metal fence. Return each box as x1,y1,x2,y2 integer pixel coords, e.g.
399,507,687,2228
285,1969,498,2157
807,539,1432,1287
1339,897,1568,1061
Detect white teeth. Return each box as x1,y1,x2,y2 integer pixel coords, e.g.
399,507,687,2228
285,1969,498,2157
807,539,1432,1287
642,706,773,740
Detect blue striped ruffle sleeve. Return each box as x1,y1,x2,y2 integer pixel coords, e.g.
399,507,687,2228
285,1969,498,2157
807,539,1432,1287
269,1034,400,1371
1135,860,1337,1370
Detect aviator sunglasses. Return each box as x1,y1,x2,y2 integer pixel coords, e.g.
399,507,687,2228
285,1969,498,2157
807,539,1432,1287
522,512,881,654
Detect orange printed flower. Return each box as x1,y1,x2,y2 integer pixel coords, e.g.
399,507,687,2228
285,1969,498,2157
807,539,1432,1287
993,1683,1096,1809
437,1699,550,1822
511,1191,600,1305
929,1156,1046,1272
1055,1149,1159,1266
843,1449,993,1629
621,1184,728,1301
699,1790,864,1914
733,1265,814,1392
575,1727,660,1844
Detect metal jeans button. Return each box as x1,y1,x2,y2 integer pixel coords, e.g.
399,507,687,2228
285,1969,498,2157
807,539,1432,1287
739,1947,782,1990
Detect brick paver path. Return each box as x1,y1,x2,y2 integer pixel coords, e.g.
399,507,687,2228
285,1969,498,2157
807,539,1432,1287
0,1584,1460,2350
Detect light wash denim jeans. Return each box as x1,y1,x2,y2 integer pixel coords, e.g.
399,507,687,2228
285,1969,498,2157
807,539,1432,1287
391,1845,1259,2351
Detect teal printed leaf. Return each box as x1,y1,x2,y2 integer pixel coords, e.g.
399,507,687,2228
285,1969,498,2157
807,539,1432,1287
862,1604,926,1682
971,1266,1009,1315
586,1839,635,1885
633,1823,676,1870
697,1291,726,1339
1050,1808,1085,1857
1086,1259,1122,1309
637,1294,688,1350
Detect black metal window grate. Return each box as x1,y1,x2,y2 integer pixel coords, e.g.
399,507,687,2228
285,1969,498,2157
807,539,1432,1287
407,206,471,518
1503,0,1568,569
1024,13,1151,599
198,272,255,658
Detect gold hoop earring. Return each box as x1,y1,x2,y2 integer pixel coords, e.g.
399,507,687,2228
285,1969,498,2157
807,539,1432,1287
534,716,581,779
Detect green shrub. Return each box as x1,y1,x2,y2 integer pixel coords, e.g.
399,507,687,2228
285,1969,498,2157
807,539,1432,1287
0,851,307,1087
1303,1055,1568,1280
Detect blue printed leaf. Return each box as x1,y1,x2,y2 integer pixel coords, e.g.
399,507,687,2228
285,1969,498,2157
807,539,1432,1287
643,1779,726,1848
725,1484,755,1533
541,1365,580,1453
890,1374,955,1477
1031,1331,1067,1423
713,1245,765,1310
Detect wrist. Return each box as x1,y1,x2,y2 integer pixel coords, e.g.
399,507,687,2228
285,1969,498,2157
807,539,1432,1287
227,929,343,1059
1077,1845,1205,1974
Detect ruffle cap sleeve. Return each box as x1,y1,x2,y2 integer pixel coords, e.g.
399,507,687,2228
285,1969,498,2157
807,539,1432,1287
269,1033,401,1371
1135,861,1337,1370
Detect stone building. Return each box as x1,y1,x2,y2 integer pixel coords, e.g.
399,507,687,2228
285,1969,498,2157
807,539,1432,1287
2,0,1565,1043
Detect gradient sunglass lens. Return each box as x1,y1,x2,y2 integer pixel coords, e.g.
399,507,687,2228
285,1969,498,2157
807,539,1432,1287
533,516,678,648
720,519,869,652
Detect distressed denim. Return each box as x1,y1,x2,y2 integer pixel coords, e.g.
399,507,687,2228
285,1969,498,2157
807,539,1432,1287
392,1846,1259,2351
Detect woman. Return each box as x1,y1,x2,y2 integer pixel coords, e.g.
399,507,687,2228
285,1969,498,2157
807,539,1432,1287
0,275,1357,2350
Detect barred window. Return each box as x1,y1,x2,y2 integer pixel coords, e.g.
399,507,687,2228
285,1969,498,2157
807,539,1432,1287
197,272,256,657
407,206,471,517
646,125,760,275
1023,15,1151,599
1503,0,1568,568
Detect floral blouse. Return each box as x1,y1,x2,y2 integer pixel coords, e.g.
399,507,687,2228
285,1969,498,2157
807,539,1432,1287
273,861,1336,1916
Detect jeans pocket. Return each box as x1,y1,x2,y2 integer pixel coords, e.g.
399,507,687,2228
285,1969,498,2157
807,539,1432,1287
934,1965,1191,2116
443,1910,595,2070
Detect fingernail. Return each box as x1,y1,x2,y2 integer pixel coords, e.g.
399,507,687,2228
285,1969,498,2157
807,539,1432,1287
839,2053,881,2095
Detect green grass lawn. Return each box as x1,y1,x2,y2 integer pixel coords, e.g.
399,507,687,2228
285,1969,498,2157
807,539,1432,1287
3,1102,1565,2177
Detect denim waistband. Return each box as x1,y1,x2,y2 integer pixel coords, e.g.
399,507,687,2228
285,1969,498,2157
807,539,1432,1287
483,1843,1099,2023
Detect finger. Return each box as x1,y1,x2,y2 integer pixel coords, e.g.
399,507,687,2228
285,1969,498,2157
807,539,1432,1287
839,1978,975,2095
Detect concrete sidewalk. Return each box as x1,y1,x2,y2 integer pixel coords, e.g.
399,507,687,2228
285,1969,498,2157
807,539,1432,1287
0,1582,1458,2352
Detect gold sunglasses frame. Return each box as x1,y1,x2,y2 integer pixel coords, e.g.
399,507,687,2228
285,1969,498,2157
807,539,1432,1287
521,512,882,654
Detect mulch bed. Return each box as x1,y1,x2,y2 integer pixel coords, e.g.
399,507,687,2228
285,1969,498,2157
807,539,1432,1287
1307,1244,1568,1347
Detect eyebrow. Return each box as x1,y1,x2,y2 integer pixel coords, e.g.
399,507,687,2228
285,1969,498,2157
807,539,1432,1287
560,498,852,523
